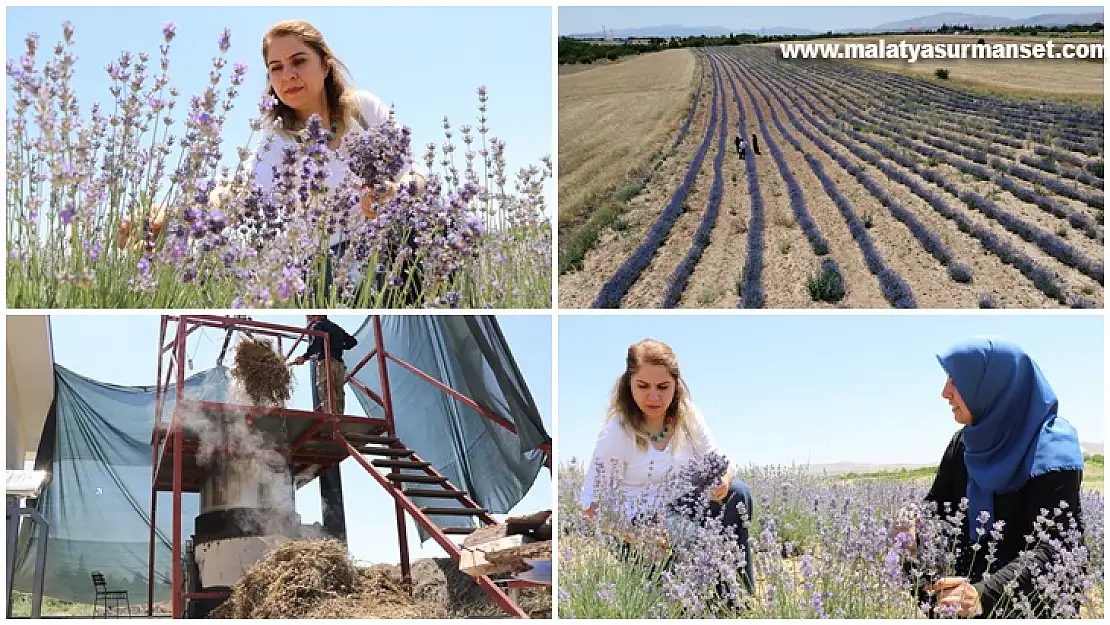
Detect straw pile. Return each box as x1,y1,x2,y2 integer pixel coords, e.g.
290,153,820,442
231,338,293,406
207,539,551,619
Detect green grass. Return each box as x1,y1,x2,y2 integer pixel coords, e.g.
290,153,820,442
559,144,678,275
9,591,96,617
1083,454,1104,492
839,466,938,482
842,457,1104,492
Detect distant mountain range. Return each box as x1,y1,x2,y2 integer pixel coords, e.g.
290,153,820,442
870,12,1104,32
564,11,1104,39
566,24,816,38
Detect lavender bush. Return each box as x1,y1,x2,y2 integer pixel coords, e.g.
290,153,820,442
6,22,551,308
560,452,750,618
560,461,1105,619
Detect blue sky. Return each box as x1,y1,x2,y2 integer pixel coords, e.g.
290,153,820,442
46,313,551,566
559,5,1103,34
6,6,552,208
558,313,1104,469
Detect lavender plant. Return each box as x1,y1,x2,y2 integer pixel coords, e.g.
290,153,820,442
561,452,750,618
728,58,767,309
672,67,703,150
560,461,1105,619
6,22,551,309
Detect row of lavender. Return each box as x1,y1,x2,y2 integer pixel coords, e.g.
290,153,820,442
765,62,1104,277
722,52,844,306
592,53,724,308
727,53,919,308
736,49,1101,308
823,59,1102,151
662,57,730,308
783,55,1103,226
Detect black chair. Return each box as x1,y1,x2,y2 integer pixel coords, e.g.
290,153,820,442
91,571,131,618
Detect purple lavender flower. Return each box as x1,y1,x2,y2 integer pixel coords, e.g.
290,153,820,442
340,113,413,189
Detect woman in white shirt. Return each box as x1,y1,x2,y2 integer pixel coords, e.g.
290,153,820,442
249,19,428,304
579,338,755,593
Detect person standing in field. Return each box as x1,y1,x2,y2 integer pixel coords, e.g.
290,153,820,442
750,132,761,156
292,314,358,414
579,339,756,596
248,20,428,304
735,135,747,160
893,338,1086,618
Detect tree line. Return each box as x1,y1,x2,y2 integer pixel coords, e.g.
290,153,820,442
559,22,1105,65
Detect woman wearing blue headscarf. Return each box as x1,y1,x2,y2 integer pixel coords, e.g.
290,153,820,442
896,337,1086,618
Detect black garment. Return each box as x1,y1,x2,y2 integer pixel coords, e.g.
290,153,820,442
322,237,425,308
750,133,761,155
907,430,1085,618
708,478,756,594
301,318,358,362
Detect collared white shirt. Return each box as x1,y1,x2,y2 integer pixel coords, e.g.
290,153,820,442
247,89,427,248
578,403,724,519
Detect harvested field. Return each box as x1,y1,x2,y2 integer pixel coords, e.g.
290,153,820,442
558,49,696,238
559,45,1104,309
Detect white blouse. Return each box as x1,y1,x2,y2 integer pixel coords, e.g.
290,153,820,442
247,89,427,248
578,403,725,519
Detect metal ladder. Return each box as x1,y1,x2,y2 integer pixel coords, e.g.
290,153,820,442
337,432,529,618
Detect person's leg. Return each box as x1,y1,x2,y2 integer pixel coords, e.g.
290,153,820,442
401,230,424,307
331,359,347,415
314,360,329,412
708,477,756,594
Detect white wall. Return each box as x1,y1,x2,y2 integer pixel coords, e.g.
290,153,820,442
5,315,54,469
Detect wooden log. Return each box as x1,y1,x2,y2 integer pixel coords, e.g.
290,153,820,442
460,534,552,579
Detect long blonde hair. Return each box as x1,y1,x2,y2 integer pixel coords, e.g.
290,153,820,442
607,339,695,451
261,20,361,137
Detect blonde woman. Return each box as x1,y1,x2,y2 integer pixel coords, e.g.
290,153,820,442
249,20,428,301
579,338,755,592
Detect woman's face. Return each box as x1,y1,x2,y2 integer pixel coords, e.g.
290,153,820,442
941,376,974,425
630,364,675,421
266,35,329,113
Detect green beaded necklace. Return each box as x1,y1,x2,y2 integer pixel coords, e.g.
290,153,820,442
648,418,672,443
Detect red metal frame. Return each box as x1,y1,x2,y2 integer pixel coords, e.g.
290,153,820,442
147,315,549,620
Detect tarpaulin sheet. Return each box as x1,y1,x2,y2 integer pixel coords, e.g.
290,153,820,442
10,365,230,605
341,315,550,540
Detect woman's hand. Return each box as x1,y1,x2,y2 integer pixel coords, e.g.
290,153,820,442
361,174,427,220
360,187,378,220
891,505,919,557
925,577,981,617
711,463,734,502
117,205,166,250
